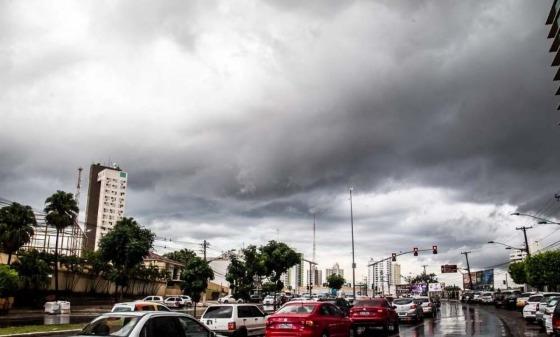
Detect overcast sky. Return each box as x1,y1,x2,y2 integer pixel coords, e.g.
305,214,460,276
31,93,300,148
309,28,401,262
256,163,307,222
2,0,560,286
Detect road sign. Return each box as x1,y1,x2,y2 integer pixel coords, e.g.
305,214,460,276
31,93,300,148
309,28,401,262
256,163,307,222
441,264,458,273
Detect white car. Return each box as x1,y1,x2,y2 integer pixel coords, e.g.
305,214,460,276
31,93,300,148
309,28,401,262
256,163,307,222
164,296,185,308
201,304,267,336
74,311,216,337
262,295,281,305
218,295,243,304
480,292,494,304
112,301,171,312
179,295,193,307
142,296,164,304
413,296,436,318
523,294,544,321
543,297,560,334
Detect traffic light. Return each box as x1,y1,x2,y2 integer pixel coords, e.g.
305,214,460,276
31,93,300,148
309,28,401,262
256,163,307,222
413,247,418,256
392,253,397,262
441,266,445,273
432,245,438,254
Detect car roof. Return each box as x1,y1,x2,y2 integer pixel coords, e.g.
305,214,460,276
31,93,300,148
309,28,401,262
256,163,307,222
98,311,194,319
115,301,156,306
207,303,256,307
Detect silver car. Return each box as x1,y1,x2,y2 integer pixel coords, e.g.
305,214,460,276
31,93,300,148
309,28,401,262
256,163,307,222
535,293,560,326
393,298,423,322
74,311,222,337
413,296,436,318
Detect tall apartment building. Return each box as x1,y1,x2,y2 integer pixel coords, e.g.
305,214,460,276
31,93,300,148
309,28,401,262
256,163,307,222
325,263,344,279
391,263,401,285
84,163,128,251
370,258,392,295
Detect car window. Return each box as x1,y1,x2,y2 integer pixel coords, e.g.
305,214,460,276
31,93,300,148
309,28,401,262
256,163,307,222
319,304,330,316
177,316,210,337
238,306,253,318
529,295,543,302
113,306,132,312
354,300,385,307
393,299,413,305
203,306,233,318
249,306,265,317
327,304,343,316
157,305,171,312
81,316,140,336
141,317,183,337
276,304,316,314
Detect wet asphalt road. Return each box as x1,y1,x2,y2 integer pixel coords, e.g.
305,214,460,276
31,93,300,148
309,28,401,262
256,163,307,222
34,301,551,337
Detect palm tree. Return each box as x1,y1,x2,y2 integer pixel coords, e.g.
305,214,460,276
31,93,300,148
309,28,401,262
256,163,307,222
0,202,37,264
44,191,78,296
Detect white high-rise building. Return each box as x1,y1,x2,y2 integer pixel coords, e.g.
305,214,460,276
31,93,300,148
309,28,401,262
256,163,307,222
85,163,128,251
326,263,344,279
370,258,392,295
391,263,401,285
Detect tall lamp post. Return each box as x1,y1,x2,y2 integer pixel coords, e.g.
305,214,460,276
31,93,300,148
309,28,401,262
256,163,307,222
349,187,356,298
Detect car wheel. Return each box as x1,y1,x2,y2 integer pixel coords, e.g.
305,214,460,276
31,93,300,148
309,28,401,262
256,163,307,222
224,300,229,304
394,321,399,332
321,331,329,337
233,327,247,337
349,327,356,337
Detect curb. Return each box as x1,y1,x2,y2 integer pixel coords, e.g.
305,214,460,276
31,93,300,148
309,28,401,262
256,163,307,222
0,329,81,337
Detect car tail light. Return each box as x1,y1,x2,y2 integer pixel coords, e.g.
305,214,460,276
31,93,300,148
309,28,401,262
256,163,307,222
553,313,560,328
228,322,236,331
428,303,432,307
301,320,315,328
266,319,273,326
410,304,417,309
377,309,383,313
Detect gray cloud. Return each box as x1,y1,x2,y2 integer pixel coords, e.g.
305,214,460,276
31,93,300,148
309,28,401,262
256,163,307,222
1,0,559,278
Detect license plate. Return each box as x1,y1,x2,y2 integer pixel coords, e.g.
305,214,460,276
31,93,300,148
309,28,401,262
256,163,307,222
398,313,406,316
360,312,370,315
278,323,293,329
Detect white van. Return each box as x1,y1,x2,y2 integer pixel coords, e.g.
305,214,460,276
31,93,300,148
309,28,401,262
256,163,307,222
200,304,266,336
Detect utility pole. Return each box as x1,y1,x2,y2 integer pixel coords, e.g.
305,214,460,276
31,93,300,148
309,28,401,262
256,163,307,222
349,187,356,298
201,240,210,261
461,251,473,290
516,226,533,258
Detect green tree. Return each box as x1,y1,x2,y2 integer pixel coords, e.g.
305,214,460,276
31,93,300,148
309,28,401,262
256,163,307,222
0,202,37,265
98,217,155,300
260,241,300,308
60,255,84,292
525,251,560,291
163,249,197,266
181,256,214,317
410,273,438,284
44,191,78,295
0,265,19,297
508,261,527,285
82,250,113,294
12,249,53,290
327,274,345,290
226,245,267,302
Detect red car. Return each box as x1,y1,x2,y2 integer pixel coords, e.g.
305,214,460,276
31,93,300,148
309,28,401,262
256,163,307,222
265,301,353,337
349,298,399,335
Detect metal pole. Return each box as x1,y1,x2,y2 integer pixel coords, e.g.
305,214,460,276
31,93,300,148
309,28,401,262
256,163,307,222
516,226,533,258
461,251,473,289
350,188,356,298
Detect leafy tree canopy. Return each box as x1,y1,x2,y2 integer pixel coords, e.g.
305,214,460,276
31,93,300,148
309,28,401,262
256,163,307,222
12,249,53,290
327,274,345,290
164,249,197,266
0,202,37,265
181,256,214,303
410,273,438,284
0,265,19,297
508,261,527,285
525,251,560,291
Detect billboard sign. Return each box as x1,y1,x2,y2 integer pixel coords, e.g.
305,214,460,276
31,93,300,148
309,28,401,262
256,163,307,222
428,283,442,292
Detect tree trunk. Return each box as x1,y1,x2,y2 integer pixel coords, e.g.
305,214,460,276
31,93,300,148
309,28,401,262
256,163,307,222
54,229,60,299
193,302,197,317
7,253,12,265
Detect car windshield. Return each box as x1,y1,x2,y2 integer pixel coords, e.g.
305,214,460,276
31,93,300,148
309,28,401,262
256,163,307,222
528,295,543,302
276,304,316,314
413,298,429,304
81,316,139,336
520,293,533,297
203,306,233,318
393,299,413,305
112,306,132,312
354,299,385,307
547,297,560,306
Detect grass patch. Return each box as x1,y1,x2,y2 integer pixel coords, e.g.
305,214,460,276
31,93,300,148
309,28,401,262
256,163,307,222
0,323,84,336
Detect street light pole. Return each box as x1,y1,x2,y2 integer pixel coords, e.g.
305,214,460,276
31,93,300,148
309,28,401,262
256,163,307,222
349,187,356,298
461,251,473,290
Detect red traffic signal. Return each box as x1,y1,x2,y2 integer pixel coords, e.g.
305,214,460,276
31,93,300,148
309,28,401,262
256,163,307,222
413,247,418,256
392,253,397,262
432,245,438,254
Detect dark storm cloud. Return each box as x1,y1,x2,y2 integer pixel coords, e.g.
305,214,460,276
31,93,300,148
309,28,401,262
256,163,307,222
1,0,558,275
